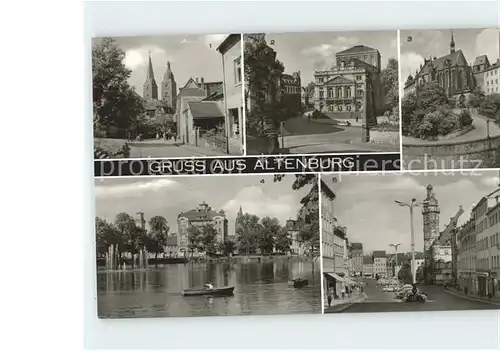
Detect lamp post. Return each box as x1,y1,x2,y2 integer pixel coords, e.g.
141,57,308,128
389,243,401,277
395,199,425,285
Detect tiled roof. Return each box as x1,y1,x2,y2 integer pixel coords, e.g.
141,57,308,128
188,101,224,119
177,87,206,98
372,250,386,258
337,45,378,55
178,208,226,221
350,242,363,250
417,50,468,76
473,55,488,66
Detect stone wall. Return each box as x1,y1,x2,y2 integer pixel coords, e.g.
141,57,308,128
403,135,500,170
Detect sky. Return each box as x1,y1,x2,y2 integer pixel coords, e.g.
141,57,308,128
324,170,500,254
94,34,236,97
95,175,309,236
264,30,398,87
400,28,500,82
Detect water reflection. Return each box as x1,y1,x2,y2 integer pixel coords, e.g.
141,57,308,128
97,259,321,318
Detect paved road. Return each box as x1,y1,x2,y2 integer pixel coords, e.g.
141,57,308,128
329,279,497,313
282,114,399,153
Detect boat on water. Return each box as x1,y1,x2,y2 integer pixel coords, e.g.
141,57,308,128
292,278,309,288
181,286,235,297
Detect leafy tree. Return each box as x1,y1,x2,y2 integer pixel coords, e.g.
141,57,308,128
274,226,292,254
479,93,500,123
381,58,399,110
217,240,236,257
459,109,473,128
187,225,202,257
114,212,137,261
95,217,120,256
236,213,262,255
199,223,219,256
147,216,169,263
92,37,144,138
468,87,485,109
244,34,285,139
258,217,281,254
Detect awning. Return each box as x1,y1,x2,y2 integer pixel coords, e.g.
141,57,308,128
325,272,345,282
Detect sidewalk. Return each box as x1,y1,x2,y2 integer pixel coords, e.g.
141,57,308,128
445,288,500,306
324,293,367,313
177,143,230,157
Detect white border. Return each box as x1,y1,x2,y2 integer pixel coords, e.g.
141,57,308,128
240,33,248,156
397,29,404,159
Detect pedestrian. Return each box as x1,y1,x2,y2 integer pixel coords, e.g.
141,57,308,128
327,294,332,307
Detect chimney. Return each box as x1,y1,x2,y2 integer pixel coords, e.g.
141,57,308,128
196,77,199,84
200,77,205,89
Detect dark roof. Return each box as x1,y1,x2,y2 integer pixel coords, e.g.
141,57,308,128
178,207,226,221
372,250,386,258
202,92,224,101
188,101,224,119
473,55,489,66
334,226,346,238
484,59,500,72
177,87,206,98
217,34,241,54
337,45,378,55
350,242,363,251
166,236,178,246
363,256,373,264
417,50,468,76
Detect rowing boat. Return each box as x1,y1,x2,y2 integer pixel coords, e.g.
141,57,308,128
292,278,309,288
181,286,235,297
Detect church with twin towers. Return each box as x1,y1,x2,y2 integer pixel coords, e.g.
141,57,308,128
143,52,177,113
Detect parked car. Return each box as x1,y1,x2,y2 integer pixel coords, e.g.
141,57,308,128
383,285,397,292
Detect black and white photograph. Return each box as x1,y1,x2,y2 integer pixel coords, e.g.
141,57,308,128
244,31,400,155
95,174,321,318
321,171,500,314
92,34,244,159
401,28,500,170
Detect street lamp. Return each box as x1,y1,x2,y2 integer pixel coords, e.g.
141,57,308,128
389,243,401,277
394,199,427,285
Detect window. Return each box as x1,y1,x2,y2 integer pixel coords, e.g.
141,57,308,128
234,56,242,85
319,78,324,83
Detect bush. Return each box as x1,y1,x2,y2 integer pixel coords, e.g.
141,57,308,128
437,110,458,135
459,109,473,128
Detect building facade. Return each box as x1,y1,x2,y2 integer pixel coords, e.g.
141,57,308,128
285,219,305,255
457,217,477,293
363,256,373,277
217,34,244,155
483,59,500,95
372,250,387,278
281,72,302,112
313,45,383,141
349,243,363,276
177,201,228,256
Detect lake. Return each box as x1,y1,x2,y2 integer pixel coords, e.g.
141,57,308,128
97,258,321,318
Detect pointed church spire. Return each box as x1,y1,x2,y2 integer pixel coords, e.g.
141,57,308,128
450,30,456,54
238,206,243,215
143,50,158,99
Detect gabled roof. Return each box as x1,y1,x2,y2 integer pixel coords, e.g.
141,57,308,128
325,75,354,85
188,101,224,119
337,45,378,55
417,49,469,76
178,208,226,221
473,55,489,67
177,87,206,99
372,250,386,258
